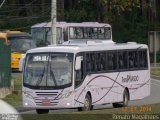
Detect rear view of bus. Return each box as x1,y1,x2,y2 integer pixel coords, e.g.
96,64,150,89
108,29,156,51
7,31,36,71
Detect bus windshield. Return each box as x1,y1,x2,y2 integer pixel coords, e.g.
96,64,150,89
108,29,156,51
69,27,111,40
31,27,62,47
24,53,73,89
8,36,36,52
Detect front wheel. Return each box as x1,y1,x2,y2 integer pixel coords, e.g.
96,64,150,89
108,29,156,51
36,109,49,114
78,94,92,111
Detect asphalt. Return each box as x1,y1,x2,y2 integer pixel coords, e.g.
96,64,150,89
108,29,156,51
16,106,34,113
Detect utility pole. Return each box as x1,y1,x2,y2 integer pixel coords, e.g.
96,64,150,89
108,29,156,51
51,0,57,45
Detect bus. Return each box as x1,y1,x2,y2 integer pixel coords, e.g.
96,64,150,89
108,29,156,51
22,41,150,114
0,32,8,45
7,31,36,71
31,22,112,47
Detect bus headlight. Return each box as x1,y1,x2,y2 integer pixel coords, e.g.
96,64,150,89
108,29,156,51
25,102,28,106
24,92,33,99
60,92,73,99
66,103,70,106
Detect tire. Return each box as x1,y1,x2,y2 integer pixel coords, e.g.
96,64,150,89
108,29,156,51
112,103,121,108
36,109,49,114
112,89,129,108
122,89,129,107
78,94,92,111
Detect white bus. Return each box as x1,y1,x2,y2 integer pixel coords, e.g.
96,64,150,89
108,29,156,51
22,41,150,114
31,22,112,46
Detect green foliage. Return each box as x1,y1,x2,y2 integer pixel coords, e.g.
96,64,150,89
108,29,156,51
151,68,160,76
0,0,160,44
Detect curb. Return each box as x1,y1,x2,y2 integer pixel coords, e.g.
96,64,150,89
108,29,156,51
151,75,160,80
16,106,34,113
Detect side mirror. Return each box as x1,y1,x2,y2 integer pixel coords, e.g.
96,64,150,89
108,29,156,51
75,56,83,70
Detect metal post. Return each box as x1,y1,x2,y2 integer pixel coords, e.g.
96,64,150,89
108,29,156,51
51,0,57,45
154,31,157,67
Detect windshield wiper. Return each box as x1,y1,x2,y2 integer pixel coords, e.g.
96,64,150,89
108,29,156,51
49,63,57,86
36,65,46,86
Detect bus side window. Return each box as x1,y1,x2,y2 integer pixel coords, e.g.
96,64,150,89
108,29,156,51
95,53,101,71
128,51,139,69
139,50,147,68
143,50,148,68
64,28,68,41
108,53,114,70
129,52,134,68
100,53,106,71
86,53,92,72
118,53,124,69
90,53,95,71
134,52,139,68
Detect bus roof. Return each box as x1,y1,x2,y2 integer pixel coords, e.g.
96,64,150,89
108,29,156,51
31,22,111,28
7,33,31,38
6,31,26,34
0,32,8,45
27,42,148,54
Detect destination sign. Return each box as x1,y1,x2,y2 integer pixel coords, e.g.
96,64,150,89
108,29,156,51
33,55,49,61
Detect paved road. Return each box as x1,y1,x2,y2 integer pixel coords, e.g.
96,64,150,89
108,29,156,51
19,78,160,114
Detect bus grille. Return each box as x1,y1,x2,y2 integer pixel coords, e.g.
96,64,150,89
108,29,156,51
34,91,60,106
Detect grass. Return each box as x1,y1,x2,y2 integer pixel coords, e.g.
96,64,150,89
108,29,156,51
21,103,160,120
22,114,112,120
2,75,22,107
67,103,160,114
151,68,160,76
2,93,22,107
22,114,113,120
12,76,22,90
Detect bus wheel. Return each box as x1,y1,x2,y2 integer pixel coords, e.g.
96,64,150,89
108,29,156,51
36,109,49,114
112,103,121,108
78,94,92,111
122,89,129,107
112,89,129,108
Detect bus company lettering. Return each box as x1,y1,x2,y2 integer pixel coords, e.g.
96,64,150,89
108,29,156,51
122,75,139,83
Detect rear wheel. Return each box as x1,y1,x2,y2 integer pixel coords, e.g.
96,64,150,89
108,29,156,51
112,103,121,108
122,89,129,107
112,89,129,108
78,94,92,111
36,109,49,114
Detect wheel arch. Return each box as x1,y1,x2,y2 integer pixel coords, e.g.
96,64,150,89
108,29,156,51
124,87,130,100
86,91,92,102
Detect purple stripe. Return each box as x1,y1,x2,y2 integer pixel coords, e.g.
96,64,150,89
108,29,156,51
75,73,150,105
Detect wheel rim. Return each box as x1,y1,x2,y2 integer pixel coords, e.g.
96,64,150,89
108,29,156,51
123,92,128,106
84,98,90,110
